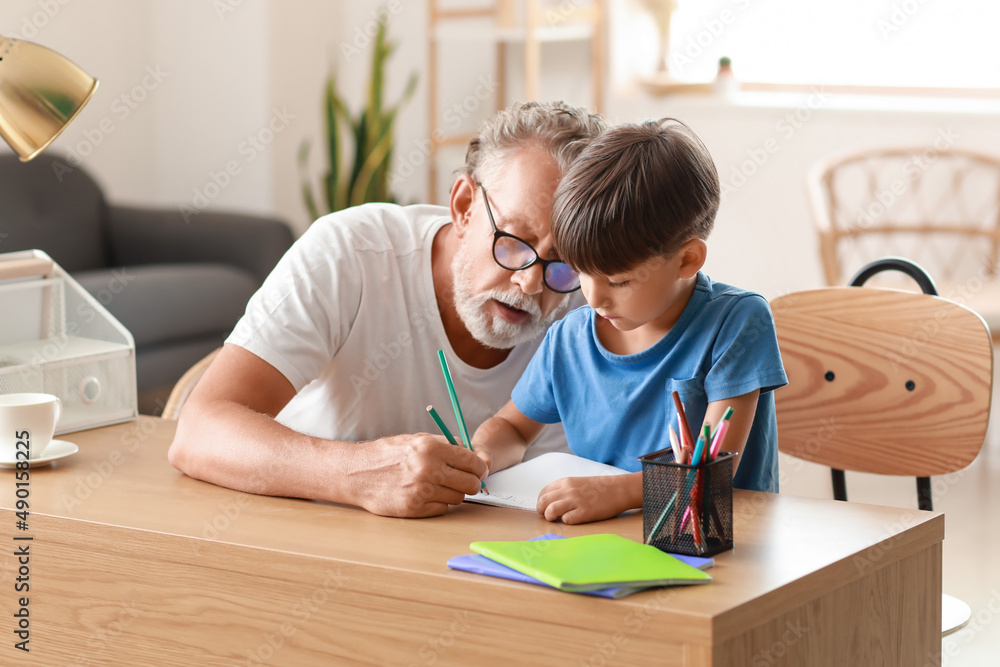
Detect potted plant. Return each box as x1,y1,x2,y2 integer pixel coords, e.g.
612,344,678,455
299,19,418,219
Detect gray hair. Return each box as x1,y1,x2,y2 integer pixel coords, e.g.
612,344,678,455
458,101,607,187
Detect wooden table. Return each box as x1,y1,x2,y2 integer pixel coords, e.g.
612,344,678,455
1,417,942,666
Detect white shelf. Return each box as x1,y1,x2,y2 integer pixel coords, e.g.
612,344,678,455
0,250,137,434
57,406,135,435
433,22,595,43
0,336,131,369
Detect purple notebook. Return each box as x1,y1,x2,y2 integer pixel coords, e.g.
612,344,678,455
447,533,714,599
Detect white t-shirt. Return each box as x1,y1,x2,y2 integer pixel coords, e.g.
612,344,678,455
227,203,570,458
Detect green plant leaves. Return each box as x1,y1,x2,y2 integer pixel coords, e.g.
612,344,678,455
299,19,418,220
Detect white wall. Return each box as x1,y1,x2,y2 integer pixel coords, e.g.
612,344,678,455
1,0,158,200
268,0,344,231
145,0,274,216
1,0,336,230
611,94,1000,299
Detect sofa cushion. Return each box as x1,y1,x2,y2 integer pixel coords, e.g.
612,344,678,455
0,153,110,272
73,264,259,347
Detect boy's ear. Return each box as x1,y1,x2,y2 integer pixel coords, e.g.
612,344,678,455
449,174,477,238
677,238,707,279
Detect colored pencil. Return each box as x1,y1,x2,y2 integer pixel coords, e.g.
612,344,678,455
689,426,708,469
668,425,685,464
693,424,711,547
646,489,679,544
428,405,489,495
709,420,731,460
426,405,458,445
675,424,708,538
681,408,736,543
700,424,711,464
672,391,695,457
438,350,472,448
708,406,735,454
436,350,487,493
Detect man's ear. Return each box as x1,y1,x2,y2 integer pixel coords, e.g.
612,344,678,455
449,174,477,239
677,238,707,279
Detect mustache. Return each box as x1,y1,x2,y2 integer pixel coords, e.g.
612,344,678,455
485,288,542,319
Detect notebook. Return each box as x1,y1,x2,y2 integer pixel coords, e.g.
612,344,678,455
466,452,629,510
448,533,713,599
469,533,712,592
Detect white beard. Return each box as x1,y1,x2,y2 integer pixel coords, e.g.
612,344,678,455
451,243,571,350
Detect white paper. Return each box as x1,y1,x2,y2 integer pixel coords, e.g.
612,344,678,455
466,452,630,510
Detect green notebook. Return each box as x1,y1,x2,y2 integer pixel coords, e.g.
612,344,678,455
469,533,712,592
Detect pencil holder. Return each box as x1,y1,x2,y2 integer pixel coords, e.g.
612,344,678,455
639,448,736,557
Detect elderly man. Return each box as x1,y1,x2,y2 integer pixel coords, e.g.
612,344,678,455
168,101,606,517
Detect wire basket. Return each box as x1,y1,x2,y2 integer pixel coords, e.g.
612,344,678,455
639,447,735,556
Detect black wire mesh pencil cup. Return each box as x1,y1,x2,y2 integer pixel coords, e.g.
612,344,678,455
639,447,737,557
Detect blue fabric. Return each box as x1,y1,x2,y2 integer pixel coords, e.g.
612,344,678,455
512,272,788,492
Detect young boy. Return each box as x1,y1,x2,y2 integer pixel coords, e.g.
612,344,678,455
470,118,787,525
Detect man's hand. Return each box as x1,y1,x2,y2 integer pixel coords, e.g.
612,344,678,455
536,473,642,525
350,433,489,518
471,446,493,479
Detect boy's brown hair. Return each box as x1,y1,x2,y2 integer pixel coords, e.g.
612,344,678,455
551,118,720,275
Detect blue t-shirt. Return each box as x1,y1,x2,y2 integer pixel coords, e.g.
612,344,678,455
512,272,788,492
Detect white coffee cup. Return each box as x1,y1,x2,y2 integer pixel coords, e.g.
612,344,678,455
0,393,63,461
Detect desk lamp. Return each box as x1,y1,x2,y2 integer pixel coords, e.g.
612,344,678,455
0,35,97,161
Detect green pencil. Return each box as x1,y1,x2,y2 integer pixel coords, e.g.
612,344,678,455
435,350,487,493
647,490,679,544
427,405,488,493
426,405,458,446
437,350,473,450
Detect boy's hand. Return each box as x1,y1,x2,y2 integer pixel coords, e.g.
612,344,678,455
536,474,639,525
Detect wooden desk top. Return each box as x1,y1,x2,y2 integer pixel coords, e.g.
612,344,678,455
1,417,943,647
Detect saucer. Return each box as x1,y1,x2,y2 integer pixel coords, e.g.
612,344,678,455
0,440,79,469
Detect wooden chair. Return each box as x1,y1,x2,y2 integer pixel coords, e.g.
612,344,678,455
809,146,1000,341
771,258,994,637
162,348,221,420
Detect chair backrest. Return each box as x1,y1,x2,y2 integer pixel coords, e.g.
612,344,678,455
162,348,222,420
771,287,993,477
809,147,1000,288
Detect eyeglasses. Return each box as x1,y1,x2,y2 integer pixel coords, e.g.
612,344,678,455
477,183,581,293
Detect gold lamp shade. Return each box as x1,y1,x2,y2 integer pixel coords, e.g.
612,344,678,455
0,36,98,161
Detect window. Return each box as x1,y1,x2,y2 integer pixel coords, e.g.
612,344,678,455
663,0,1000,92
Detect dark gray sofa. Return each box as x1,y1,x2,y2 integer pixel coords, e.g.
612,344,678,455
0,152,295,413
